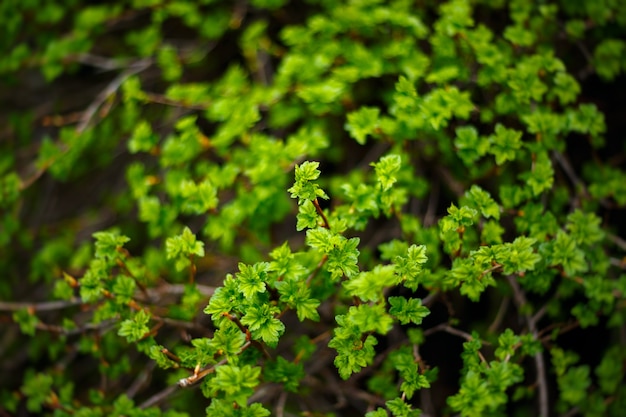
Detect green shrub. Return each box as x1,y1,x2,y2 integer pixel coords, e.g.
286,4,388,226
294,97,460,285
1,0,626,416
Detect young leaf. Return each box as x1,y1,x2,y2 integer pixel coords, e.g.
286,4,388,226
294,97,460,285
372,154,402,192
240,304,285,347
288,161,329,203
388,296,430,325
118,309,150,343
236,262,270,299
346,106,380,145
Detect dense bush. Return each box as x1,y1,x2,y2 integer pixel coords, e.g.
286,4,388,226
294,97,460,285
1,0,626,416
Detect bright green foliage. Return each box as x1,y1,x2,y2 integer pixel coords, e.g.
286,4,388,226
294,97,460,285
489,124,524,165
545,230,588,277
346,106,381,145
372,154,402,192
13,309,40,336
207,364,262,407
388,296,430,325
463,185,500,220
93,231,130,262
496,236,541,275
165,227,205,271
263,356,305,392
235,262,270,299
344,265,397,302
307,227,361,280
393,244,428,290
288,161,329,204
3,0,626,416
118,309,150,343
21,372,54,413
240,304,285,347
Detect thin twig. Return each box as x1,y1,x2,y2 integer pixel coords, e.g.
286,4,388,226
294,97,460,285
607,232,626,252
76,58,152,133
0,298,83,312
507,275,549,417
423,323,477,342
35,319,117,336
552,151,587,201
20,58,153,190
138,384,179,409
275,391,287,417
488,296,510,334
313,198,330,229
73,53,132,71
126,361,156,399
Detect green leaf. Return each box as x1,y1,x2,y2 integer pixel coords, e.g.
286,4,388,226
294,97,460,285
489,124,523,165
296,199,320,231
558,365,590,406
0,172,21,208
388,296,430,325
330,334,378,380
595,346,625,394
454,126,489,165
128,120,158,153
552,72,580,104
372,154,402,192
400,368,430,399
209,364,261,406
567,103,606,137
276,277,320,321
344,265,397,302
394,244,428,288
240,304,285,347
504,24,535,46
593,38,625,81
495,236,541,275
118,309,150,342
288,161,329,203
464,185,500,220
209,322,247,359
494,329,520,360
236,262,270,299
346,106,380,145
264,356,305,392
386,397,420,417
326,236,361,280
180,179,218,214
440,204,478,233
13,309,40,336
112,275,136,304
520,152,554,196
165,227,205,271
205,400,270,417
547,230,588,276
566,209,604,245
21,372,54,412
93,230,130,261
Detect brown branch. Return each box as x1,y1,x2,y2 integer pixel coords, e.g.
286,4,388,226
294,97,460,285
313,198,330,229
